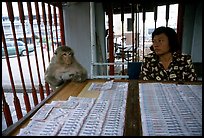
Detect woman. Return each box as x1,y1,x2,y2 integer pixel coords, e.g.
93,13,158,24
139,26,197,81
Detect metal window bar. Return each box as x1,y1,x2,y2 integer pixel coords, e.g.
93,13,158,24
53,5,59,47
131,3,135,62
34,2,50,99
48,3,55,54
108,3,115,76
2,2,64,130
27,2,40,106
121,4,125,75
166,4,170,27
2,88,13,127
136,4,140,62
42,2,51,63
154,6,157,29
142,5,146,60
18,2,35,110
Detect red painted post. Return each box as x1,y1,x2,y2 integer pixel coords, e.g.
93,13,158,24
108,3,114,76
18,2,33,112
35,2,46,73
48,3,55,54
27,2,43,105
34,2,47,100
42,2,51,62
2,88,13,127
57,2,65,46
53,5,59,47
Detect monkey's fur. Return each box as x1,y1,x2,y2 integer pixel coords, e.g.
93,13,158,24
45,46,87,90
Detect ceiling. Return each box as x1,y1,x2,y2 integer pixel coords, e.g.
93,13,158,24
50,1,180,14
102,1,180,14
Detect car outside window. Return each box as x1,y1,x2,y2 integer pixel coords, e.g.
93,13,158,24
6,43,13,47
17,41,24,46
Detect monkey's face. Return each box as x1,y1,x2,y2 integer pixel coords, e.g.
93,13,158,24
55,46,74,65
60,51,73,65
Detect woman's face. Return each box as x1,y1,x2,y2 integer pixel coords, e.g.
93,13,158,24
152,33,170,56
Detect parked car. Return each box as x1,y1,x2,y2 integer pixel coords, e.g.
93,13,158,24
2,40,34,57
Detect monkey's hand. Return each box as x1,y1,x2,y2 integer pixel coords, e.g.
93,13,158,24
45,75,64,91
72,72,87,82
61,72,74,81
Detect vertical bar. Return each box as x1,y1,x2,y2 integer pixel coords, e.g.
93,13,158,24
42,2,52,95
57,2,65,46
142,6,146,60
137,5,140,61
108,3,114,76
177,2,184,52
135,4,137,62
35,2,46,73
53,5,59,47
27,2,42,105
2,22,23,120
2,87,13,127
42,2,51,62
31,2,45,102
90,2,97,79
131,3,135,62
154,6,157,29
34,2,46,100
121,3,125,75
166,4,170,27
18,2,32,112
135,4,139,62
48,3,55,54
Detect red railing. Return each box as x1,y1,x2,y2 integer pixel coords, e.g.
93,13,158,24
2,2,65,131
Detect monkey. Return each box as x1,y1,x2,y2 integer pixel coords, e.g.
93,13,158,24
44,46,88,90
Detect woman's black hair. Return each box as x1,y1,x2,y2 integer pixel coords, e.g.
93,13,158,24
151,26,181,53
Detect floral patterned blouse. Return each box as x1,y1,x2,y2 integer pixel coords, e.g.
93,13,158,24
139,52,197,81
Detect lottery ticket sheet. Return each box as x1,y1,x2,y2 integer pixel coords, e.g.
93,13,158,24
139,83,202,136
18,81,129,136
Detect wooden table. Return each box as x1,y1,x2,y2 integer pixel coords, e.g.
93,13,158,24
3,79,202,136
